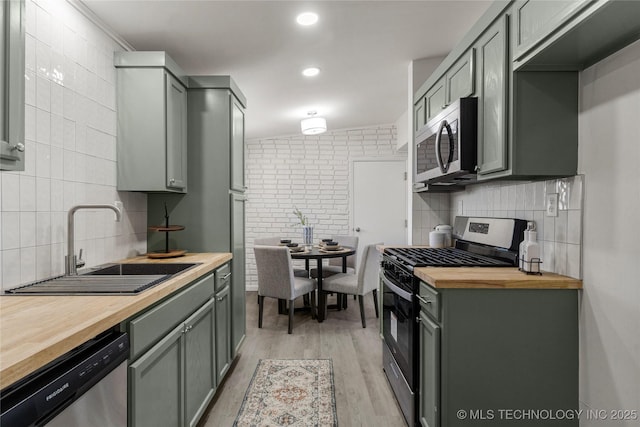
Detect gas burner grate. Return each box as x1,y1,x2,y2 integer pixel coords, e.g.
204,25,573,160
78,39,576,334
387,247,513,267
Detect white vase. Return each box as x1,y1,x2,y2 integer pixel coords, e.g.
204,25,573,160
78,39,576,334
302,226,314,247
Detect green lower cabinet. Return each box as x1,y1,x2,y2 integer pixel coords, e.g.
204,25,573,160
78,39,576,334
215,285,232,382
417,283,579,427
184,299,216,427
129,298,216,427
418,311,440,427
129,322,185,427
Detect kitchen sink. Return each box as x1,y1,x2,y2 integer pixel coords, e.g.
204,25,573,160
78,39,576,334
5,263,200,295
83,263,198,276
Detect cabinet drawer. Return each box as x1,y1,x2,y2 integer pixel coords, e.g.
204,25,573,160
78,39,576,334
128,273,215,359
215,263,231,292
418,282,440,322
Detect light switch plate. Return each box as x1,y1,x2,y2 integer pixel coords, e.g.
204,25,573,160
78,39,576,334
546,193,558,217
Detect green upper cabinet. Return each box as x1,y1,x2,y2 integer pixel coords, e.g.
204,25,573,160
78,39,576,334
166,74,188,191
445,49,475,106
414,97,426,132
115,52,188,193
0,0,25,171
512,0,589,62
415,49,474,131
230,96,245,192
513,0,640,70
476,15,509,176
424,78,445,123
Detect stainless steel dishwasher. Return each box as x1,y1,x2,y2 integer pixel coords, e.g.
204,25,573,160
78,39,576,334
0,329,129,427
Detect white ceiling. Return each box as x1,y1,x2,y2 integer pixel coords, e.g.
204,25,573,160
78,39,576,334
82,0,492,140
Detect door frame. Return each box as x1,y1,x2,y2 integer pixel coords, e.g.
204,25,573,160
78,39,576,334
349,156,408,243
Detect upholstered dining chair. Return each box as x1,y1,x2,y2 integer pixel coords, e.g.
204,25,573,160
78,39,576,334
253,245,317,334
321,243,382,328
254,237,309,278
310,235,359,279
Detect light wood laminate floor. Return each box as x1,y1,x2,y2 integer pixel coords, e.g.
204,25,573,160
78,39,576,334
199,291,406,427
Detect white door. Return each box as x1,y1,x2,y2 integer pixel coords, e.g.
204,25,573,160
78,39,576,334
351,159,407,266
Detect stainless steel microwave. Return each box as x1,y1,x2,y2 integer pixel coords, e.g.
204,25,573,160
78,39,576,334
414,97,478,187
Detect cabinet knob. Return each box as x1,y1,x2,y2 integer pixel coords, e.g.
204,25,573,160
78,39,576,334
11,142,25,152
169,178,176,185
474,165,480,172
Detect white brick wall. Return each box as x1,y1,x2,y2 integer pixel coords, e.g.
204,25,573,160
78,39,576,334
245,124,400,290
0,0,147,291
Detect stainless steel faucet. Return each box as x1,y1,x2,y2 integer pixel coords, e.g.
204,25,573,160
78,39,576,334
65,204,122,275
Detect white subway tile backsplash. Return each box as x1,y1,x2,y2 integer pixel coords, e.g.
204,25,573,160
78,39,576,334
35,143,51,178
20,212,36,247
2,212,21,250
555,210,568,243
25,105,37,142
20,175,37,211
35,4,51,44
1,249,21,288
50,113,63,147
2,174,21,212
25,70,37,106
543,215,555,242
446,176,584,278
36,108,51,144
35,177,50,211
20,247,37,284
0,0,146,291
36,212,51,245
36,75,50,111
36,245,52,280
568,210,582,245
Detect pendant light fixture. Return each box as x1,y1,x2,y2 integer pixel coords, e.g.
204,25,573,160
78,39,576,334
300,111,327,135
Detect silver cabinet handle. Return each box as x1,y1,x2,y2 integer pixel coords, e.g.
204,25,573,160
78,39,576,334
169,178,176,185
222,273,232,280
416,294,431,305
416,316,422,323
217,295,227,302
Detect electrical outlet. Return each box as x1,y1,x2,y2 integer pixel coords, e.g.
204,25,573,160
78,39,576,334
546,193,558,217
457,200,464,216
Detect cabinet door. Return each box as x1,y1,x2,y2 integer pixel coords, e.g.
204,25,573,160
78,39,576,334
130,323,185,427
166,73,188,191
445,49,475,105
184,299,216,427
215,285,232,381
513,0,589,62
419,310,440,427
425,79,446,122
230,96,245,192
231,194,246,355
414,97,427,132
476,15,509,176
0,0,25,171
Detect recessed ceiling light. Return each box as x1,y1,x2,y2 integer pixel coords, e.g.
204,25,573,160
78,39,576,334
302,67,320,77
296,12,318,26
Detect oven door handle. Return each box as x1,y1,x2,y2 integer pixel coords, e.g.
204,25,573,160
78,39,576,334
382,275,413,302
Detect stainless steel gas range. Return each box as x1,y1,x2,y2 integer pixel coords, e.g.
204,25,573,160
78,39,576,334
381,216,527,427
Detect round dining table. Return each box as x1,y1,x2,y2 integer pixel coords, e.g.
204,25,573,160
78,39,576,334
290,246,356,322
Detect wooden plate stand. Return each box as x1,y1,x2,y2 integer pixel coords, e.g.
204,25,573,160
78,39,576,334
147,225,186,258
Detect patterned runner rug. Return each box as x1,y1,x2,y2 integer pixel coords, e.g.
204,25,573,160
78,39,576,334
234,359,337,426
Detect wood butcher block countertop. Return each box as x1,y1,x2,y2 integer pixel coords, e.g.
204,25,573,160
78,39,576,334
414,267,582,289
0,253,231,390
